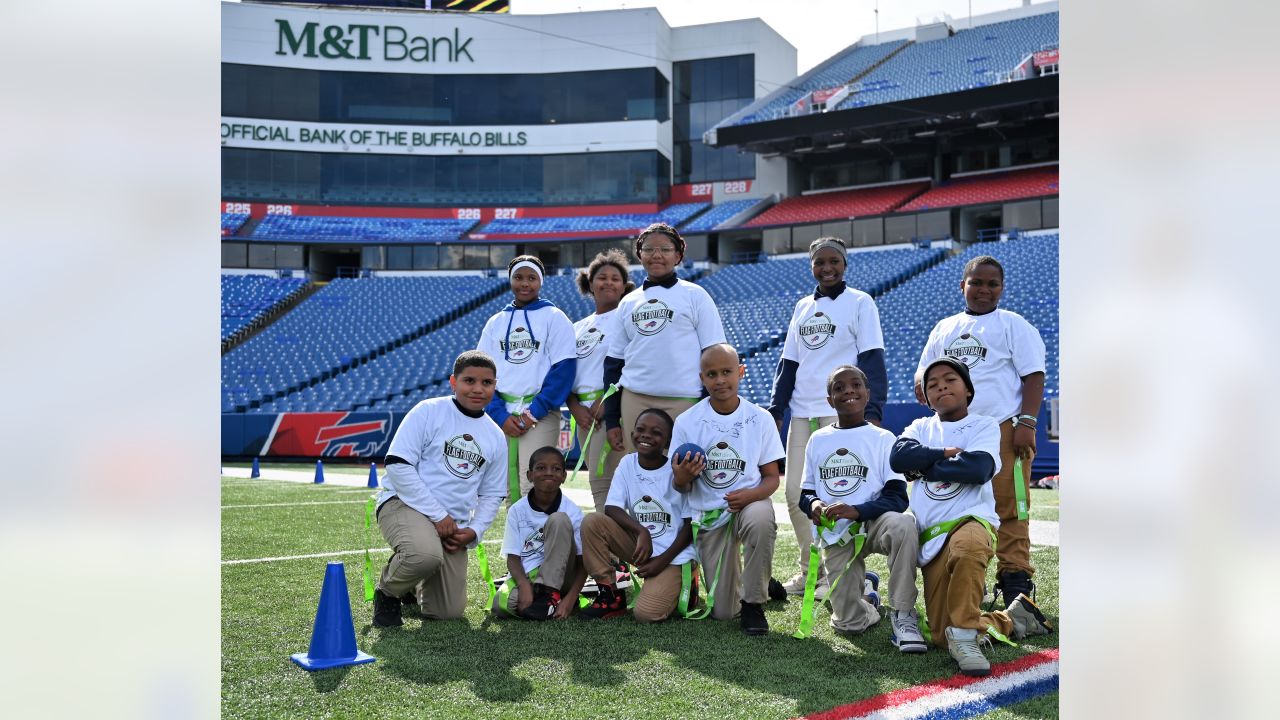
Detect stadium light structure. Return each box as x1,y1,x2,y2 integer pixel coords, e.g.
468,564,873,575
977,120,999,128
861,137,882,144
914,130,937,137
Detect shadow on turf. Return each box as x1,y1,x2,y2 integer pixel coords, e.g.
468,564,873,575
358,596,1058,715
306,666,351,693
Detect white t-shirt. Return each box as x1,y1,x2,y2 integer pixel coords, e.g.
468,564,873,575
605,453,697,566
917,308,1046,423
571,309,620,395
607,280,726,398
669,397,786,529
782,288,885,418
378,396,508,541
478,302,576,414
800,423,902,545
501,491,585,574
899,413,1002,566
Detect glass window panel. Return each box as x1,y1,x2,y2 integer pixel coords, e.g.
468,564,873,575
361,246,385,270
387,246,413,270
221,243,247,268
247,244,275,268
464,244,489,269
413,245,437,270
490,244,516,269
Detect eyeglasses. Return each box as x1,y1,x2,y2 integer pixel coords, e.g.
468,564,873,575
638,246,677,257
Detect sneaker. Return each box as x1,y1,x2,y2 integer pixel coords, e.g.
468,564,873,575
945,626,991,676
889,609,928,654
813,577,832,602
372,588,403,628
520,584,561,621
1006,594,1054,638
740,601,769,635
995,570,1035,610
780,572,807,595
862,571,880,611
769,576,791,601
578,584,627,620
614,561,634,590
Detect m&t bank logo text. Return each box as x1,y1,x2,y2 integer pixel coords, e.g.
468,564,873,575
276,20,475,63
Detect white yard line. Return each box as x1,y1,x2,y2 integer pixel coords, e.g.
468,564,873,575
223,548,391,565
222,500,366,509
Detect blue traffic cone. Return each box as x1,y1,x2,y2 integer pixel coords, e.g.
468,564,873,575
367,462,378,488
314,460,324,484
251,456,261,479
290,561,376,671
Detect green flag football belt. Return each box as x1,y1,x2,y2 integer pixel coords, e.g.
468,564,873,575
919,515,998,549
568,384,620,479
500,390,539,503
685,508,735,620
1014,457,1029,521
488,563,592,616
794,516,867,639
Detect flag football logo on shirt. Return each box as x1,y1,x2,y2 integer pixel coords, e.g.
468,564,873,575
819,447,869,496
922,479,964,501
521,526,546,557
631,494,672,538
575,326,604,359
798,310,838,350
944,332,988,368
701,441,747,489
442,433,486,479
500,326,541,364
632,298,675,336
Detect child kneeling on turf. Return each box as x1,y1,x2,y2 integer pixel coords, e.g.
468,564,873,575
579,408,698,622
495,447,588,620
373,350,508,628
796,365,925,652
671,343,785,635
890,357,1052,677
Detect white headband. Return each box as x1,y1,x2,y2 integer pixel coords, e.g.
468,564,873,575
509,260,543,281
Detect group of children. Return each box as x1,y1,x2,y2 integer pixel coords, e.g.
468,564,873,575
367,224,1055,678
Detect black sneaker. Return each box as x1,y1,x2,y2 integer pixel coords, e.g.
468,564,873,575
372,588,403,628
740,601,768,635
995,570,1035,610
767,576,788,602
520,584,562,621
579,583,627,620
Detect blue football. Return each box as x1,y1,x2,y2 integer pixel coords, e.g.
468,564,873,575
671,442,705,464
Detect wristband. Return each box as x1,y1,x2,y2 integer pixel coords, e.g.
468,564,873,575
1014,414,1038,428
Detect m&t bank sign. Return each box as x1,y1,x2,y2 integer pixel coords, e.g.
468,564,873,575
275,19,475,63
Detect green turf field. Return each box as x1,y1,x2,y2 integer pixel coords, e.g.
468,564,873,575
221,474,1059,719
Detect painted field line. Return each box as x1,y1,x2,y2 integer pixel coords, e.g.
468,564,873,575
805,648,1059,720
223,548,391,565
222,500,366,509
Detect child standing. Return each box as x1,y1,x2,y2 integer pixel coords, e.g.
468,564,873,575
372,350,508,628
478,255,577,501
569,249,635,511
770,236,888,599
915,255,1046,608
495,446,588,620
579,408,697,623
891,357,1052,676
670,343,784,635
603,223,726,455
797,365,925,652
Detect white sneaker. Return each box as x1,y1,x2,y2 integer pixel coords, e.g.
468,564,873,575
813,578,831,601
1007,594,1053,638
890,609,928,654
781,572,807,596
945,626,990,676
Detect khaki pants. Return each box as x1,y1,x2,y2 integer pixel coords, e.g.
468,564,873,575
581,512,691,623
376,497,469,620
784,414,837,576
510,417,562,497
492,512,580,613
823,511,920,633
920,520,1015,649
576,421,622,513
693,499,776,620
993,419,1035,576
619,389,698,454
